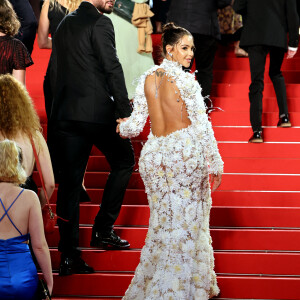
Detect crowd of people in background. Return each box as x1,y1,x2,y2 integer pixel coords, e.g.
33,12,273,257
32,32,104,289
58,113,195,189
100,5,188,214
0,0,299,298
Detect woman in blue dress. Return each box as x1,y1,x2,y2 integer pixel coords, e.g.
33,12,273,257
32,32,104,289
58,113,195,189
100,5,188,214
0,140,53,299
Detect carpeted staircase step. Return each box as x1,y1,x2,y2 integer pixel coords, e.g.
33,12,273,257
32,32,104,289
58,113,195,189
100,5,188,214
89,141,300,158
50,273,300,299
213,191,300,207
213,70,300,84
98,140,300,158
222,157,300,174
33,171,300,190
212,83,300,98
42,122,299,144
214,127,300,142
85,156,300,174
218,143,300,159
219,173,300,191
211,111,300,126
212,96,300,112
48,205,300,228
48,189,300,207
46,227,300,251
49,249,300,276
214,56,300,71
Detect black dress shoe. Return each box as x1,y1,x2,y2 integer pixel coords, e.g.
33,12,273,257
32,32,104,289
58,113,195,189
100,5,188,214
59,256,94,276
79,186,91,203
90,229,130,248
277,115,291,127
249,131,263,143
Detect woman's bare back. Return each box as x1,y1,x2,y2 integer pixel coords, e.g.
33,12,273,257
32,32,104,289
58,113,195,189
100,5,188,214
144,68,191,137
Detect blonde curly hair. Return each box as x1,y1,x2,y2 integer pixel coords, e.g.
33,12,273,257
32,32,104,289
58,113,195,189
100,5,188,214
0,0,20,36
0,74,42,142
0,140,27,185
50,0,83,13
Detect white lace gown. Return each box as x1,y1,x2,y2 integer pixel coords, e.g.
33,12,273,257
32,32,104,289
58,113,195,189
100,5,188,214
120,59,224,300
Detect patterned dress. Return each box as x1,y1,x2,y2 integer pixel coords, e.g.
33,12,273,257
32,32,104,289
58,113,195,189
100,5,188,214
120,59,224,300
0,36,33,75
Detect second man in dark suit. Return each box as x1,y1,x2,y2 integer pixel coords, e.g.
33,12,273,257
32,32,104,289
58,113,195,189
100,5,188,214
51,0,135,276
167,0,232,100
234,0,299,142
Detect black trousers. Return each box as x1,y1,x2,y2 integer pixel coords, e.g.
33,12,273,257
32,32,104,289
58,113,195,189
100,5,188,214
53,120,135,256
247,45,288,131
192,33,218,99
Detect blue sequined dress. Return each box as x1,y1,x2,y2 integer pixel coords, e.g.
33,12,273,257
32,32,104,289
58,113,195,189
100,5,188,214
0,189,38,300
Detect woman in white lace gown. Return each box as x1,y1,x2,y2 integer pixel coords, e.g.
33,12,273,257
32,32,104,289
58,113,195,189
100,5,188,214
117,23,224,300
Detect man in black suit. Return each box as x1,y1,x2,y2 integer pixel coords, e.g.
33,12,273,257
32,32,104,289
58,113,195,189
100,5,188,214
167,0,232,100
9,0,37,54
233,0,299,143
51,0,135,275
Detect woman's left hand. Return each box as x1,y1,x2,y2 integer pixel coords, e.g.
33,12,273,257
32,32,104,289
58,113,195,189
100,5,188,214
210,173,222,192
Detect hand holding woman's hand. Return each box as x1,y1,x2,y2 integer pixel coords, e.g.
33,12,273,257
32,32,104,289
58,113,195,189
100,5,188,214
210,173,222,192
287,48,297,59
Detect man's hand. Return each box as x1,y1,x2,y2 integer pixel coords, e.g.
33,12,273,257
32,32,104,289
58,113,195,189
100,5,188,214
287,48,297,59
210,173,222,192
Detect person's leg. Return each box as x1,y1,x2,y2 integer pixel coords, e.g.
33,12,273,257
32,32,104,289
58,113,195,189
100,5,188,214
91,124,135,247
247,45,268,133
269,47,290,126
192,33,218,99
54,121,92,256
54,121,95,275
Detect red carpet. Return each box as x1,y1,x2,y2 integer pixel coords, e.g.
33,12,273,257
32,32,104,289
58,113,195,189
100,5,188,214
26,35,300,299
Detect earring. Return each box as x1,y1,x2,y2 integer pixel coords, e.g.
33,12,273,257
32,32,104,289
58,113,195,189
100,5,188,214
168,52,173,57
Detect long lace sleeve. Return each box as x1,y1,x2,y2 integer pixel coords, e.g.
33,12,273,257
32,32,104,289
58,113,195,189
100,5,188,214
200,112,224,175
119,77,149,138
193,88,223,175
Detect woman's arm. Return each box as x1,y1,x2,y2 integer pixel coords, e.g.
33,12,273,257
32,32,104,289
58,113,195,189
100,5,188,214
201,112,224,176
35,132,55,207
38,0,52,49
12,69,26,85
28,193,53,294
118,76,149,138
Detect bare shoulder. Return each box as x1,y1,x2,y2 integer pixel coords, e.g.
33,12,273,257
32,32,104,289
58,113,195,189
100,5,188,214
144,68,166,96
34,131,48,152
22,189,40,205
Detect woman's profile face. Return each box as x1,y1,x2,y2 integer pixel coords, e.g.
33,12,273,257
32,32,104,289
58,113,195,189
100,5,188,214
169,34,195,68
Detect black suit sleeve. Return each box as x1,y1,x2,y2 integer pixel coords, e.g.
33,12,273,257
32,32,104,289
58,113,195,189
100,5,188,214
286,0,299,48
217,0,232,9
232,0,247,16
91,15,132,119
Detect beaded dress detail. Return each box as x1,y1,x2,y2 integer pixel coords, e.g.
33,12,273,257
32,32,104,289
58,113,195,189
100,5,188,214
120,59,223,300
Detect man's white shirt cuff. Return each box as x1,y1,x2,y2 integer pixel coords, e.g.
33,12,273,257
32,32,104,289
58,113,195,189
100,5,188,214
288,46,298,51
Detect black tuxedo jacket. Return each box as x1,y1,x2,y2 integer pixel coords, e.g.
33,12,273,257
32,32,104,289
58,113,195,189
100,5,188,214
50,2,131,124
167,0,232,39
233,0,299,50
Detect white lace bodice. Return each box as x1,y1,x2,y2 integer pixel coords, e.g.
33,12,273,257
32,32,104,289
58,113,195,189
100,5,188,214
120,59,223,175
